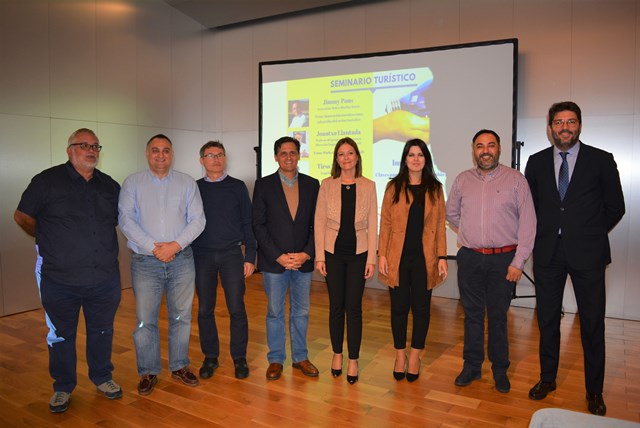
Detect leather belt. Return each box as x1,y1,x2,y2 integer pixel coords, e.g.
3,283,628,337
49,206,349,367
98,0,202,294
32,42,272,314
469,245,517,255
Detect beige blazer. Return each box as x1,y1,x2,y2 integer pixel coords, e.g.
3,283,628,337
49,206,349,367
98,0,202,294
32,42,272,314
378,184,446,289
314,176,378,265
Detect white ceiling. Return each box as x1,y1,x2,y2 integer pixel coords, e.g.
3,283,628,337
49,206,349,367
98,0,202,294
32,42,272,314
163,0,362,29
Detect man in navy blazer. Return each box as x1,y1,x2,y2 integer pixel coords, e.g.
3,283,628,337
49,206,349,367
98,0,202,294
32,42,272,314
252,136,320,381
525,101,625,416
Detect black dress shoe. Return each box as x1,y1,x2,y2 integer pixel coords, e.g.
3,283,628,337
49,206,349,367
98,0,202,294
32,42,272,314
234,358,249,379
454,368,481,386
493,373,510,393
586,392,607,416
528,380,556,400
199,357,219,379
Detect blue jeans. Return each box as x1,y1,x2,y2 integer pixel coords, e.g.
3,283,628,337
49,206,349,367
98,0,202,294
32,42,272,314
131,247,195,375
194,246,248,360
262,270,311,364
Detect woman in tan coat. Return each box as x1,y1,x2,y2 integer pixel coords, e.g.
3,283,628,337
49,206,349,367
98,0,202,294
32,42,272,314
378,138,448,382
315,137,377,384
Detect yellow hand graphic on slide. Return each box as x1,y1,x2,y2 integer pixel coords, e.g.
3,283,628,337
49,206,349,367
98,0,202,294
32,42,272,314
373,111,430,143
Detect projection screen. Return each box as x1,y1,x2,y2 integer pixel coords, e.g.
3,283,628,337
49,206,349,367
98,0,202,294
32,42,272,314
259,38,518,216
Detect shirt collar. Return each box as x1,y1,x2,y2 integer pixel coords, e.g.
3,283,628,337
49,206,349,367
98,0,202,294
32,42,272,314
146,168,173,182
553,140,581,157
204,172,228,182
278,169,299,187
474,163,503,179
65,161,101,182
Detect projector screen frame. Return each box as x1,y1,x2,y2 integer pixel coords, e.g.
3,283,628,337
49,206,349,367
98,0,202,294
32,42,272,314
258,38,519,181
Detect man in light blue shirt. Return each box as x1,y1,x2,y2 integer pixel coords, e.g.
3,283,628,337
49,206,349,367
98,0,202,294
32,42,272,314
119,134,206,396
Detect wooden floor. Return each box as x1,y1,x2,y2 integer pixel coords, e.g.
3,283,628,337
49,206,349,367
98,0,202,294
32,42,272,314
1,274,639,427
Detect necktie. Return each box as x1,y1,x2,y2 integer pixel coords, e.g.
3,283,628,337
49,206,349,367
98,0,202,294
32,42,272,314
558,152,569,201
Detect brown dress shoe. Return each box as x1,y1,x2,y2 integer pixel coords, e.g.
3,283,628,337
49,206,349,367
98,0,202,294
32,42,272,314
138,374,158,396
292,359,319,377
171,367,199,386
266,363,283,380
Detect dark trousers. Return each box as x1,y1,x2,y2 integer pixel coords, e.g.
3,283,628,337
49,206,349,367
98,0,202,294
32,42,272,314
40,274,121,393
533,236,606,394
325,251,367,359
457,247,514,375
194,246,248,360
389,253,432,350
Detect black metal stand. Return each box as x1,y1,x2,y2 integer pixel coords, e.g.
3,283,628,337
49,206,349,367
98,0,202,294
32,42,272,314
512,270,536,300
512,140,524,170
253,146,260,179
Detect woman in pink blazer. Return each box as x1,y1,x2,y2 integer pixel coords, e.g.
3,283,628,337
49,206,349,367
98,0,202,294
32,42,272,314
315,137,377,385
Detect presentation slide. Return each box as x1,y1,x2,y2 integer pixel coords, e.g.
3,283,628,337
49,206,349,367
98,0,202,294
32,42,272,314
260,39,517,211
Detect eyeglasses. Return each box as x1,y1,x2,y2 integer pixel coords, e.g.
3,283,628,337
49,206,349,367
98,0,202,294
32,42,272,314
202,153,225,159
69,143,102,152
551,119,579,127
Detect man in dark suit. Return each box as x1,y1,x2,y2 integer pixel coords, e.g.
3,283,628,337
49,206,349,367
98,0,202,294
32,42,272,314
525,101,625,416
253,136,320,381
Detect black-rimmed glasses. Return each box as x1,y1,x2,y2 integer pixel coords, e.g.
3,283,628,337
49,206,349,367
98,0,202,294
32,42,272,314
69,143,102,152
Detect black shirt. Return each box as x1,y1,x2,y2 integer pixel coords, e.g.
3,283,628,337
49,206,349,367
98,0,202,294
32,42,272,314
402,185,425,256
17,162,120,285
334,184,357,256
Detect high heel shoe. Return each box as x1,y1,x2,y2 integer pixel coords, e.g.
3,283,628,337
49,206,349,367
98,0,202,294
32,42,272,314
331,354,342,377
393,359,407,381
393,352,407,381
406,359,421,383
347,360,358,385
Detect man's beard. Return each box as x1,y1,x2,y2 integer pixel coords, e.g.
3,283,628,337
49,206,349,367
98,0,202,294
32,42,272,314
476,153,499,171
552,129,580,150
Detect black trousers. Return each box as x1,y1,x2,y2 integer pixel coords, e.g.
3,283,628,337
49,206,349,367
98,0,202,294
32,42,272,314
389,252,432,350
194,246,248,360
533,236,606,394
40,274,121,393
325,251,367,359
457,247,514,375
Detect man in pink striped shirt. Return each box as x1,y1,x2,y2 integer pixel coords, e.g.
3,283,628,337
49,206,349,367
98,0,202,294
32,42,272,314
446,129,536,394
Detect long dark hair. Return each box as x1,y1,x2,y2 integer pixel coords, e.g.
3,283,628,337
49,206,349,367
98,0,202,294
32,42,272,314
387,139,441,204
